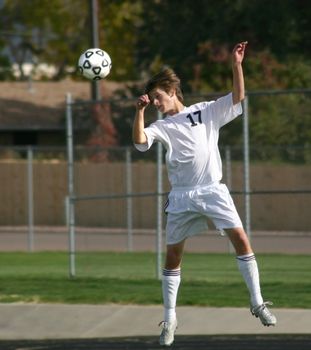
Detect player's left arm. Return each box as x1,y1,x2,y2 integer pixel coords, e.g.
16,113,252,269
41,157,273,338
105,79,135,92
232,41,248,105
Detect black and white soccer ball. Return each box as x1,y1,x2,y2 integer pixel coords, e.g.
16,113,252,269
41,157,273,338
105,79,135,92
78,48,112,80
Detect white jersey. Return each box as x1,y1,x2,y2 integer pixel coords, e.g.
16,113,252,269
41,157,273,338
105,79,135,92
135,93,242,189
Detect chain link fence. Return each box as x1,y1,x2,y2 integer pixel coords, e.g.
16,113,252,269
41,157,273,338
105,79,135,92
0,90,310,269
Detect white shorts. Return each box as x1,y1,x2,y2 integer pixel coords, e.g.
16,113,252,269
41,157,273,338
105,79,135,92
165,182,243,245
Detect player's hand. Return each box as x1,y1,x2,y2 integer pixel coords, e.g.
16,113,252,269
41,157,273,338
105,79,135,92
136,94,150,110
232,41,248,64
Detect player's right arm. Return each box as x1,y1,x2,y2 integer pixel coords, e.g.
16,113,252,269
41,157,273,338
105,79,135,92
232,41,247,105
132,94,150,144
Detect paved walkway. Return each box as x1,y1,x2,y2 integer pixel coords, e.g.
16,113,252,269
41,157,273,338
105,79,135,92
0,303,310,340
0,226,311,254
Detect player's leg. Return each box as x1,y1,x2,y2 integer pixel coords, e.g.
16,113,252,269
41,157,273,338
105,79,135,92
225,227,263,306
225,227,276,326
159,240,185,346
199,183,276,326
163,239,185,320
161,190,207,345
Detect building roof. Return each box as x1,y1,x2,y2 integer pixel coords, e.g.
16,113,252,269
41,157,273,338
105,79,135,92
0,79,119,131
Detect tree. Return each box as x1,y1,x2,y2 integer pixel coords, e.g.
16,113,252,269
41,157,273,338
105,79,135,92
0,0,142,81
135,0,311,92
1,0,310,153
86,101,119,161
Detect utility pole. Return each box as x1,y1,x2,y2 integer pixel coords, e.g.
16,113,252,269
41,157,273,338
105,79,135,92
89,0,100,101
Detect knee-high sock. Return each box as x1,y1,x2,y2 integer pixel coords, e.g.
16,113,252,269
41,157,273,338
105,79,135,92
236,254,264,307
162,268,181,322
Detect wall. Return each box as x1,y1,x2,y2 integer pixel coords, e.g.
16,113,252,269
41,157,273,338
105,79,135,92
0,161,310,231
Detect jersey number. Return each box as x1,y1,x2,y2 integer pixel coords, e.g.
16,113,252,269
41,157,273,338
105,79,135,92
186,111,202,126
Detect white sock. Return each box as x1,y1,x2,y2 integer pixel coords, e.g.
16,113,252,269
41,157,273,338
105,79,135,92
162,268,181,322
237,254,264,307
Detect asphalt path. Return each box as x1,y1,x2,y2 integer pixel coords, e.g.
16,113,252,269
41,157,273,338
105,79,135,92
0,226,310,254
0,227,310,350
0,335,311,350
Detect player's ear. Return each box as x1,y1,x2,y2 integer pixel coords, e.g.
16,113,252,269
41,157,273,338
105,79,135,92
169,88,176,98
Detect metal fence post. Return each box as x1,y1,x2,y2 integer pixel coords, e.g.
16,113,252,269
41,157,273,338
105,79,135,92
125,147,133,252
242,95,251,239
225,146,234,253
156,110,163,280
66,93,76,277
225,146,232,191
27,146,34,252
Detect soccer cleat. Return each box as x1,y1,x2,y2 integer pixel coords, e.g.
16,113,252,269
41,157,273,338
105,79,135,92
159,319,178,346
251,301,277,326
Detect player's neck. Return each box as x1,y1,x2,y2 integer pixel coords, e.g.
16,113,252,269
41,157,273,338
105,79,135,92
167,100,185,116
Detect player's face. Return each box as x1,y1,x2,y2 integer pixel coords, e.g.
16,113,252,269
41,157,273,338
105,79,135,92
149,88,175,114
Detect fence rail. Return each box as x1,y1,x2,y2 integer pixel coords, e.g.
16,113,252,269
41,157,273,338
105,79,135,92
1,88,311,277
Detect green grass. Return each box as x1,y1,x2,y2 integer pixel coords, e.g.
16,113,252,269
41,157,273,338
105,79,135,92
0,252,310,308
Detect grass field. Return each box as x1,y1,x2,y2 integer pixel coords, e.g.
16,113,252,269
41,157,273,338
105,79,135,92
0,252,310,308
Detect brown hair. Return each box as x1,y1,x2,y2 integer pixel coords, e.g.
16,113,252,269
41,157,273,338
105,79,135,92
144,68,184,102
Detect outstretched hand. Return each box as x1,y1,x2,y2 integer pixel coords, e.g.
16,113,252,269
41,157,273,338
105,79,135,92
232,42,248,64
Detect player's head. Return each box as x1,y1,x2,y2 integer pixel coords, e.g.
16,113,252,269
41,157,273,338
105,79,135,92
144,68,184,103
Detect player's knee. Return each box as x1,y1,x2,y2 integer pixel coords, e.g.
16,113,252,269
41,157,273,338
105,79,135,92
165,250,182,269
234,235,253,255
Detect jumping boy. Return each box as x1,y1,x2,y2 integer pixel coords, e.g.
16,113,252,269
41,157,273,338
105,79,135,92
132,42,276,347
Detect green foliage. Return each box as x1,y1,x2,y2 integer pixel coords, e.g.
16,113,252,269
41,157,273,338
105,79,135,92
248,94,311,150
98,1,143,80
0,0,142,81
1,0,311,86
1,0,310,151
136,0,311,91
0,51,12,79
1,0,90,80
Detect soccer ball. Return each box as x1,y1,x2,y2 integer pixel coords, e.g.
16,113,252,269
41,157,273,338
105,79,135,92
78,48,112,80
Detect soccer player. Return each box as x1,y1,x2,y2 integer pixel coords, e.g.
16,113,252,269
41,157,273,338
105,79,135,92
132,42,276,347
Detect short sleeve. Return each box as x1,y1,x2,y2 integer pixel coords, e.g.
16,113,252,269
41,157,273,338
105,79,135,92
134,121,163,152
211,93,243,128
